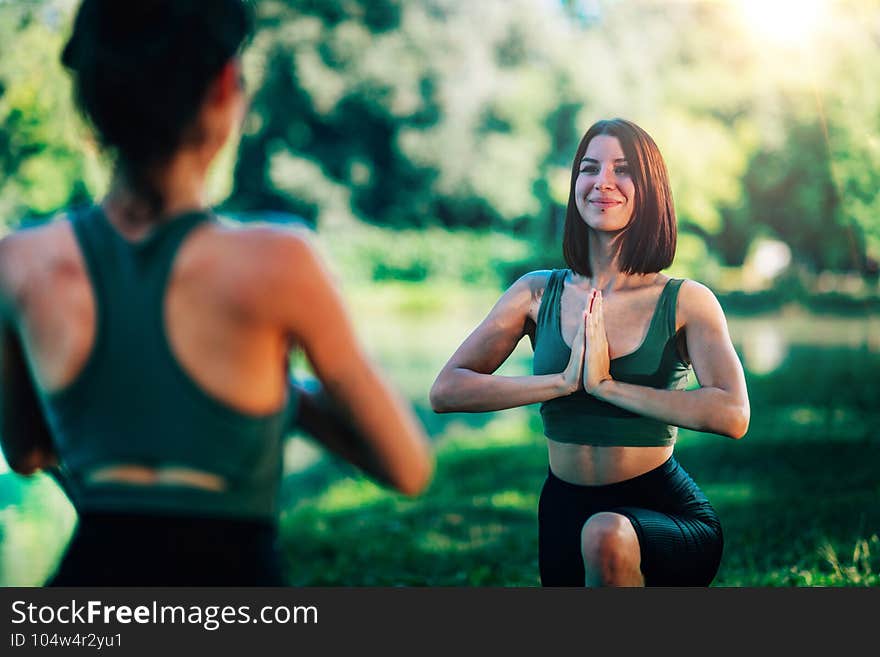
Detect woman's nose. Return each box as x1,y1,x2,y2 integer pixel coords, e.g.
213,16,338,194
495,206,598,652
594,167,614,189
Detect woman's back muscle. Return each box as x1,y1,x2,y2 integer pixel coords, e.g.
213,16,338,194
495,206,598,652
2,214,309,416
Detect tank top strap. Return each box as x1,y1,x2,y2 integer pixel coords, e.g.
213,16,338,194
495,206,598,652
658,277,685,337
536,269,567,330
69,206,113,309
70,206,211,325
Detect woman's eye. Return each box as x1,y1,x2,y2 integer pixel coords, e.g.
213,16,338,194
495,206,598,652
579,165,628,175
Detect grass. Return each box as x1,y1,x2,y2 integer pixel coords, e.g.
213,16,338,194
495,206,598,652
1,281,877,587
303,223,878,586
273,284,880,587
280,414,547,586
277,404,880,587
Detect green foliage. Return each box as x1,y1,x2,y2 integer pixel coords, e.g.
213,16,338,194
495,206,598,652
667,230,722,283
716,285,880,316
0,2,107,225
0,474,75,586
743,346,880,436
2,0,879,277
738,120,855,270
319,223,532,287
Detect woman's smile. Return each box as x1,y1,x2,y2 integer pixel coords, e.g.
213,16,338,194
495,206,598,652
588,197,624,210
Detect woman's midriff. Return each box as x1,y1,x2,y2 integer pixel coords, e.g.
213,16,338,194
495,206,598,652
547,440,674,486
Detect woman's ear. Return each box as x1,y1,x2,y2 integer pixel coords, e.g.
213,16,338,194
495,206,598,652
199,59,246,152
208,59,244,107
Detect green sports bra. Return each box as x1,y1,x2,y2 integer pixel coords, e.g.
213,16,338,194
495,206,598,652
532,269,691,447
40,206,296,520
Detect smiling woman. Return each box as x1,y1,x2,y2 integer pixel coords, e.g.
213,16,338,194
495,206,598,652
430,117,750,587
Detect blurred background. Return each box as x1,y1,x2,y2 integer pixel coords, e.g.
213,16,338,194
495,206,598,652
0,0,877,586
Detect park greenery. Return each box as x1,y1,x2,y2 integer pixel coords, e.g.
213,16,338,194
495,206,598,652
3,293,879,587
1,0,879,295
0,1,877,586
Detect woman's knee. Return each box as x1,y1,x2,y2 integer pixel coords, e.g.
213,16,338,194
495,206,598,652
580,512,642,586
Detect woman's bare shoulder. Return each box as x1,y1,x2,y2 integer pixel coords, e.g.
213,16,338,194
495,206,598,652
676,278,727,327
521,269,554,287
200,219,333,317
0,216,74,304
503,269,555,321
208,218,321,273
0,214,70,253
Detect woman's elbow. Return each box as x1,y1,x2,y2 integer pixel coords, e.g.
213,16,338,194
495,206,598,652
720,403,750,439
429,377,453,414
5,447,54,475
394,456,434,497
9,460,39,476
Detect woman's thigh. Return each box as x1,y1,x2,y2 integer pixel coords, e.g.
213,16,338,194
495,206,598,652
538,461,723,587
610,505,722,586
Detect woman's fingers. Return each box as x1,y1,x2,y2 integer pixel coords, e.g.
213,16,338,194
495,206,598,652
583,289,612,394
580,310,588,354
590,290,604,331
577,303,587,336
561,299,590,393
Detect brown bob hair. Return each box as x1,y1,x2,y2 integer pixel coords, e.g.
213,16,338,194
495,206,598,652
562,118,676,277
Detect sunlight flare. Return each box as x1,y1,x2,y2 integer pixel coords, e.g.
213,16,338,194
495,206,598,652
736,0,827,46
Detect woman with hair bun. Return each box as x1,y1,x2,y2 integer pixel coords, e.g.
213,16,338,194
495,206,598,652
431,118,750,587
0,0,432,586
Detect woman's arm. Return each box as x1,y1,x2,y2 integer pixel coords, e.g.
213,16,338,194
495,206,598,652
429,272,586,413
585,282,750,439
286,379,397,489
271,233,433,496
0,311,58,474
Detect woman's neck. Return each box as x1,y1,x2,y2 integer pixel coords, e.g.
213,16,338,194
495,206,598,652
584,230,654,293
102,150,209,240
585,230,623,291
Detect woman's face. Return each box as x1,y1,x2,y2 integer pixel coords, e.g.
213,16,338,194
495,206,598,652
574,134,636,233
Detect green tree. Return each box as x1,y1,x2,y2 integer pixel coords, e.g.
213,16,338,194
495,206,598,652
0,2,102,227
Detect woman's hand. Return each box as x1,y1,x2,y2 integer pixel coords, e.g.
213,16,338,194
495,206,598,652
584,289,612,395
560,305,588,395
1,318,59,475
581,281,750,439
431,271,594,412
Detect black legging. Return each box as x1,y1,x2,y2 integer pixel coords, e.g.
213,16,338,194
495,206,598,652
538,456,723,586
47,511,284,586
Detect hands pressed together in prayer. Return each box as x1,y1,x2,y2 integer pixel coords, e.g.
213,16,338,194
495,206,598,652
560,289,612,397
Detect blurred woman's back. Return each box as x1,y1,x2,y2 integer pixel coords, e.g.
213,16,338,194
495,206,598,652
0,0,432,585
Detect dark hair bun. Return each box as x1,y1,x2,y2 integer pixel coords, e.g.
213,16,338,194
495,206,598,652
62,0,252,205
